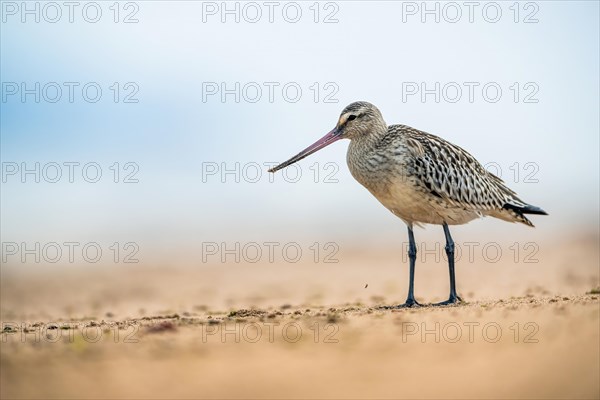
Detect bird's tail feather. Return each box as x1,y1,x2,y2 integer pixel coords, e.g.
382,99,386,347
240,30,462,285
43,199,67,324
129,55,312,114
504,203,548,215
500,203,548,227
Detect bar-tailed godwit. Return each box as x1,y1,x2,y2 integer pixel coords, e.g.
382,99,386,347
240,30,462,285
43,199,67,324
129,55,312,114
269,102,547,307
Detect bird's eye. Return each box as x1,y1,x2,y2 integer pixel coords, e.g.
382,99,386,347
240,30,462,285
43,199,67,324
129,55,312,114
347,115,357,122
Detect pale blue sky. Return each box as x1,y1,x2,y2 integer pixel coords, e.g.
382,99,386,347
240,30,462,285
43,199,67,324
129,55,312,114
1,1,598,260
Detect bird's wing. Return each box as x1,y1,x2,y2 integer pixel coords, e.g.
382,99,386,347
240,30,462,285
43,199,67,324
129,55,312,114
399,126,526,211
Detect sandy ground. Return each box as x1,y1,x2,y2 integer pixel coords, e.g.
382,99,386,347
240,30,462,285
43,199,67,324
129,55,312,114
1,233,599,399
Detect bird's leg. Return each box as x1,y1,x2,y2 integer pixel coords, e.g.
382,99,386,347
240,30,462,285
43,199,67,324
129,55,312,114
399,226,421,307
434,223,463,306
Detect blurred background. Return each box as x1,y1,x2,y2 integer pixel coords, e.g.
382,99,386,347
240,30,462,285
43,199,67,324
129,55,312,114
1,0,599,303
1,2,599,399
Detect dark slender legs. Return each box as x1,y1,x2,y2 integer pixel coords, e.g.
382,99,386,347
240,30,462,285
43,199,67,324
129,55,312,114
434,222,462,305
395,223,462,308
400,226,421,307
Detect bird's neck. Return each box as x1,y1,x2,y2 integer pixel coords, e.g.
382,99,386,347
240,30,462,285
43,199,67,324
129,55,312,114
350,124,389,151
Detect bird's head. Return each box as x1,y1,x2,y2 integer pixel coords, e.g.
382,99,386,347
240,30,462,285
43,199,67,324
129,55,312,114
268,101,386,173
334,101,386,140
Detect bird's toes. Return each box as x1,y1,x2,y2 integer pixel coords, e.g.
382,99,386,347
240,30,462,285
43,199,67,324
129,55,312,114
396,299,423,308
375,300,422,310
404,301,423,308
432,296,464,307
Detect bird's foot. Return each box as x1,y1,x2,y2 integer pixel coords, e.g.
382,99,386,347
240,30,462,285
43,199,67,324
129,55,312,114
400,298,423,308
378,298,423,309
432,295,463,307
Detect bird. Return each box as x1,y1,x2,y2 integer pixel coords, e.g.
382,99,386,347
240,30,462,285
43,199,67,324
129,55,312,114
268,101,547,307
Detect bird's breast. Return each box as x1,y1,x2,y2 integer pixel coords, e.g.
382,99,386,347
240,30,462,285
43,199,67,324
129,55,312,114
346,141,413,205
346,140,477,226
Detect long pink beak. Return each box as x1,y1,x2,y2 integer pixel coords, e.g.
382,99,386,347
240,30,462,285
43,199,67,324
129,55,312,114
268,128,342,173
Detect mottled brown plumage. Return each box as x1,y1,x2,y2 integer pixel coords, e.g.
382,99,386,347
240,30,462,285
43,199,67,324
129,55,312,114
347,121,540,227
269,101,547,306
